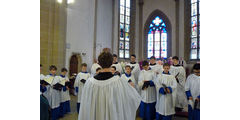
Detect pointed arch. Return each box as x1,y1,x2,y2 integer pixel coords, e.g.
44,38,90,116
143,9,172,59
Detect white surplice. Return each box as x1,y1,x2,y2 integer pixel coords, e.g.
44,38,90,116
155,74,177,116
185,74,200,104
121,73,136,89
50,75,61,109
111,62,123,74
58,75,70,103
74,72,91,103
91,63,101,76
169,65,188,108
78,76,141,120
149,63,163,75
138,69,156,103
127,62,140,91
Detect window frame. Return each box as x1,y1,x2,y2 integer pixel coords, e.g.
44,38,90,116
118,0,131,59
190,0,200,60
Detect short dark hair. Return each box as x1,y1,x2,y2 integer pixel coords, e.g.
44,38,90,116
150,56,156,60
40,64,42,67
142,60,149,67
111,66,116,70
49,65,57,71
81,63,87,67
125,65,131,69
61,68,68,72
163,63,170,67
193,63,200,70
131,54,136,58
172,56,179,60
113,54,117,58
98,52,113,68
96,67,101,72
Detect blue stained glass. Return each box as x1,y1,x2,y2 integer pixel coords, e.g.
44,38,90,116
147,16,167,59
149,24,153,28
153,16,162,26
161,23,166,27
148,29,153,34
162,28,166,33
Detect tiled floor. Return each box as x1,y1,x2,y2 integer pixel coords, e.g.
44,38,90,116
59,95,188,120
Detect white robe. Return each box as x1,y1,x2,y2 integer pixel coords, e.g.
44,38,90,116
185,74,200,104
91,63,101,76
58,76,71,103
155,74,177,116
74,72,91,103
111,62,123,74
50,76,62,109
149,63,163,75
138,69,156,103
169,65,188,108
78,76,141,120
42,75,53,108
127,62,140,91
121,73,136,89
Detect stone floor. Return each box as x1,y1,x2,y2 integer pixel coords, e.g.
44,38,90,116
59,95,188,120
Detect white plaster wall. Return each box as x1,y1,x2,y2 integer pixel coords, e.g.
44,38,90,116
141,0,176,57
95,0,113,58
65,0,96,71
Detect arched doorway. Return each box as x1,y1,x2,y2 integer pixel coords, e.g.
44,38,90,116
69,55,78,77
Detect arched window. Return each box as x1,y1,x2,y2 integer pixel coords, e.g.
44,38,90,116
147,16,168,59
190,0,200,60
119,0,131,59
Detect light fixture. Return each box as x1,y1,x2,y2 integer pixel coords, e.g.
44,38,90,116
57,0,62,3
67,0,74,4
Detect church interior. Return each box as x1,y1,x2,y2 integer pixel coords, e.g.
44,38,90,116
40,0,200,119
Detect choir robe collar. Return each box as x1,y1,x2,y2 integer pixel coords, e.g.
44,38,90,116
81,71,88,74
125,73,131,77
173,64,181,67
49,73,56,76
94,72,114,81
162,71,170,75
113,62,118,64
130,62,136,64
150,63,156,66
60,74,65,78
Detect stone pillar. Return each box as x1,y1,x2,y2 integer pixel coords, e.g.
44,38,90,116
40,0,67,74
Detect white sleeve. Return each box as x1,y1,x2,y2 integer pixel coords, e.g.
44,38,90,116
131,76,136,85
138,71,144,87
171,77,178,89
118,64,123,73
87,73,91,80
74,74,80,87
185,75,191,91
132,64,140,75
91,65,95,75
154,76,161,91
177,67,186,87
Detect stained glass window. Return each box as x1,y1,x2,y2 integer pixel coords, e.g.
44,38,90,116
147,16,168,59
119,0,131,59
190,0,200,60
